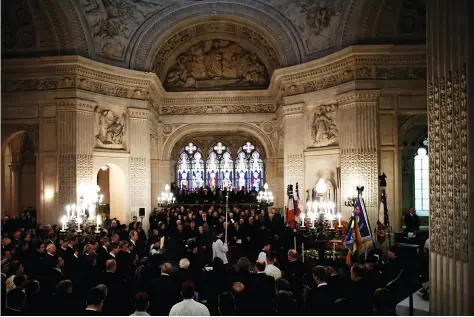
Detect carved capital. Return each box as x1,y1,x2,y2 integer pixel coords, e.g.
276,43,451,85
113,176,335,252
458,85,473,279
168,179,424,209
56,98,97,112
336,90,380,106
281,103,304,117
128,108,150,119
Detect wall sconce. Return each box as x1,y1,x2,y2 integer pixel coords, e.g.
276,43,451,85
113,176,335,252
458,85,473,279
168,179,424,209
44,189,54,200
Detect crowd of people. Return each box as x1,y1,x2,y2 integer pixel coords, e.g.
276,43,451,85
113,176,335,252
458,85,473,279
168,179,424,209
1,199,422,316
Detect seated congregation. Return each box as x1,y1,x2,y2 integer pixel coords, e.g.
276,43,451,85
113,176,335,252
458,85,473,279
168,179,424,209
1,203,422,316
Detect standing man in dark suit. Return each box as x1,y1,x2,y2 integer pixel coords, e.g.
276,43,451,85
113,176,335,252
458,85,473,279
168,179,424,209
107,242,119,261
404,208,420,232
327,266,348,300
4,288,25,316
284,249,305,312
147,263,181,316
43,243,57,269
250,261,276,314
305,266,334,315
84,286,107,315
97,236,110,272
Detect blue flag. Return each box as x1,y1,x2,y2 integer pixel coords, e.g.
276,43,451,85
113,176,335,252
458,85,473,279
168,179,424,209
344,217,355,253
355,194,374,253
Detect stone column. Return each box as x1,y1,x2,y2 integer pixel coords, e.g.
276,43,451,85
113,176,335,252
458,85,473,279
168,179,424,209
56,99,95,214
8,162,22,217
337,91,379,228
128,108,151,227
427,0,473,314
282,103,305,213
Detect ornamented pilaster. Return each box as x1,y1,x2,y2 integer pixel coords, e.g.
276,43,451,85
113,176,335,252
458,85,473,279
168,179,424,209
8,162,22,217
56,99,96,209
128,108,151,222
427,1,473,315
337,91,379,226
281,103,305,211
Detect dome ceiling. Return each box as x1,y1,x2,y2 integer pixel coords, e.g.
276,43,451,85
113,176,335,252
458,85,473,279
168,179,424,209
1,0,426,91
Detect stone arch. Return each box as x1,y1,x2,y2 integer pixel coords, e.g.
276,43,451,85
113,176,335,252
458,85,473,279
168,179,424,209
1,127,38,154
399,114,428,142
129,1,303,71
162,123,275,162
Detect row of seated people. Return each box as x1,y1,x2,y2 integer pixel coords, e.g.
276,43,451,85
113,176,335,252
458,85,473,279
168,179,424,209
174,186,263,204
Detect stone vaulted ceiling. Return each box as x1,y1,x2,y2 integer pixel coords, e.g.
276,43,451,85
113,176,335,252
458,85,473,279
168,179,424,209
1,0,426,90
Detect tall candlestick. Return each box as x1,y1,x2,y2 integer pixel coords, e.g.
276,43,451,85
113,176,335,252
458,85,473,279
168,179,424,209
76,217,82,232
95,215,101,233
61,215,67,232
66,205,71,219
337,213,342,227
71,204,76,218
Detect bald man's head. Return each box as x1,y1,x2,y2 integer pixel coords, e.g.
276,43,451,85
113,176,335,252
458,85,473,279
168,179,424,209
105,260,116,273
161,263,173,275
46,243,56,255
287,249,297,261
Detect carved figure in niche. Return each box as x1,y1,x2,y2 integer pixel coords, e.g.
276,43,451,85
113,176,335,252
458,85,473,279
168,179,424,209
311,105,338,145
164,39,269,91
94,106,126,149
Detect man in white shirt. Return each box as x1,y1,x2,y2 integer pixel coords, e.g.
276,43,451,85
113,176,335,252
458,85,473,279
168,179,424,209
264,252,281,280
258,242,271,263
212,231,228,265
169,281,210,316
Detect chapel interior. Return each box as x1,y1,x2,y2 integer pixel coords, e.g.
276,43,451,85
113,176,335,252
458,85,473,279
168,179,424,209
1,0,472,315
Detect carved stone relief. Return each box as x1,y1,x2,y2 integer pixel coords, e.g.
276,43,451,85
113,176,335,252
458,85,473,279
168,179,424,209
79,0,166,59
162,124,173,136
428,67,468,262
94,106,126,150
164,40,269,91
160,104,275,115
311,105,338,146
261,121,275,134
264,0,350,54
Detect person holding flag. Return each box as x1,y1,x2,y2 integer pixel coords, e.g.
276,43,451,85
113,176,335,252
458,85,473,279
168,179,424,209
286,185,296,229
344,186,374,265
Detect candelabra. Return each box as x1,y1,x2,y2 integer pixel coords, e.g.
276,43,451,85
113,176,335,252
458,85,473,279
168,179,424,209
303,178,340,229
60,183,104,234
158,184,175,207
257,183,274,206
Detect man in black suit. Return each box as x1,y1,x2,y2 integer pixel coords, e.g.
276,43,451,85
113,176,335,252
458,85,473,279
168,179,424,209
116,241,134,281
327,266,348,300
284,249,305,312
404,208,420,232
97,236,110,272
348,263,372,316
305,266,334,315
101,260,127,315
147,263,181,316
84,286,107,315
107,242,119,261
4,288,25,316
43,256,66,295
44,243,57,269
250,261,276,314
57,237,69,259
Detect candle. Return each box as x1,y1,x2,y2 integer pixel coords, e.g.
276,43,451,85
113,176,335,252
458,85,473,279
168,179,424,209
95,215,101,233
61,215,67,231
89,204,95,219
66,205,71,219
337,213,342,227
330,215,334,229
77,217,82,232
71,204,76,218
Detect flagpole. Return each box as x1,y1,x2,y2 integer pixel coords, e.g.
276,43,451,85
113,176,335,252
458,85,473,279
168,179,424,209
225,191,229,244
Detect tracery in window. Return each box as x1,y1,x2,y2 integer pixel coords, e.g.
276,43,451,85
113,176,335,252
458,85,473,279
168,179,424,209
176,140,264,190
414,147,429,216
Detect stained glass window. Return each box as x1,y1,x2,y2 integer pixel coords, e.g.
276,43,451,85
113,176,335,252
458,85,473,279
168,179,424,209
236,142,263,191
177,142,204,190
414,147,429,216
177,141,264,191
